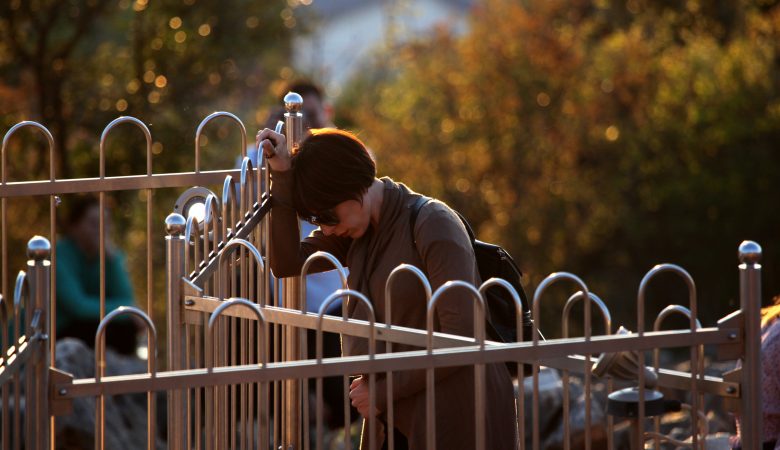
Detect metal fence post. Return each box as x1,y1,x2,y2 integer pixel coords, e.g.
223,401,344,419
281,91,304,450
166,213,187,450
738,240,762,450
26,235,51,450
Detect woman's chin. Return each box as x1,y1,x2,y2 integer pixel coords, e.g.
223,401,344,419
349,228,367,239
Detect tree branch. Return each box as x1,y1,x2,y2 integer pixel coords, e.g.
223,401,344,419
54,0,111,60
2,9,33,64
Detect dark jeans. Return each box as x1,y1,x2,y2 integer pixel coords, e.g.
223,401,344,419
59,319,138,355
734,440,777,450
380,421,408,450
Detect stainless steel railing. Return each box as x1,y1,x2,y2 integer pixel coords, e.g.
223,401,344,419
0,96,765,450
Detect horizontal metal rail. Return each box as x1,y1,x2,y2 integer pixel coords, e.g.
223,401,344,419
0,169,253,197
0,333,42,386
184,294,739,350
54,327,737,400
1,335,28,361
541,354,739,398
184,297,741,397
184,295,481,349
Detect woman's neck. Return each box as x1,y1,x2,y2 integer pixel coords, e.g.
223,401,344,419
367,178,384,228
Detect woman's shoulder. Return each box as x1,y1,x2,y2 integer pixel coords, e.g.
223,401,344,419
414,197,470,244
55,237,79,257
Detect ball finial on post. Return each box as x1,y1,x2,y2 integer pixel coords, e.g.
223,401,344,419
284,92,303,113
27,235,51,261
738,240,762,264
165,213,187,236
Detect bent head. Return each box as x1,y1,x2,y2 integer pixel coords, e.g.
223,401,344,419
64,196,111,258
293,129,376,239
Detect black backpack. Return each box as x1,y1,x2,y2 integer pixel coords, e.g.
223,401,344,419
410,196,538,375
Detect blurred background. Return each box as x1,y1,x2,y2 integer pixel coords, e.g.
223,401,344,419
1,0,779,338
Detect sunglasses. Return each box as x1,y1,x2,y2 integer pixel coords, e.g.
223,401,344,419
305,208,340,227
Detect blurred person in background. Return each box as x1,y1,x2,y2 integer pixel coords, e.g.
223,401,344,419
240,80,333,168
56,195,138,355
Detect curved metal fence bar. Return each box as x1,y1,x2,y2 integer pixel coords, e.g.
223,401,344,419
13,270,28,340
562,291,611,338
184,215,201,275
98,116,156,343
530,272,590,450
203,193,221,271
1,121,57,382
228,166,255,450
637,264,699,449
205,297,267,450
478,277,525,339
216,238,264,300
298,250,349,449
561,291,611,450
239,157,257,219
194,111,247,173
206,298,267,365
222,175,239,236
384,262,431,450
652,304,704,448
1,120,56,183
299,251,349,314
94,306,157,450
98,116,153,178
426,280,487,450
315,288,376,450
385,264,432,322
219,174,242,450
477,276,526,450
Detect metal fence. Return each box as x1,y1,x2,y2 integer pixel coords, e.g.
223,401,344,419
0,95,764,450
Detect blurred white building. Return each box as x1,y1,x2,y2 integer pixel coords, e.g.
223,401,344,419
293,0,474,96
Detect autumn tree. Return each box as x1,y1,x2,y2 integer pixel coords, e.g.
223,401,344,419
339,0,780,331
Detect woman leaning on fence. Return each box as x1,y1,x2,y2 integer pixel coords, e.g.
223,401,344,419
257,127,517,450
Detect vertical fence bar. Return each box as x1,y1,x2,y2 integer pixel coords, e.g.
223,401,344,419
95,307,157,450
0,294,7,450
12,271,24,450
26,236,51,450
738,240,762,450
281,91,304,450
166,213,187,450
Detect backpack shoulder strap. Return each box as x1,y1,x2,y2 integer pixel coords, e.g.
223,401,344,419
409,195,432,246
410,196,476,244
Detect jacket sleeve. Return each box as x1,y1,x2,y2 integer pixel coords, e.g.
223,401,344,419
268,169,351,277
374,202,479,409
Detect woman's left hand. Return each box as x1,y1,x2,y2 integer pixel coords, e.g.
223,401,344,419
349,376,380,418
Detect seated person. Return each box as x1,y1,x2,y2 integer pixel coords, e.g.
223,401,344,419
56,196,138,355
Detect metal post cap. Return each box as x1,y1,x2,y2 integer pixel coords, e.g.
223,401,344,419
165,213,187,236
738,240,762,264
27,235,51,260
284,92,303,113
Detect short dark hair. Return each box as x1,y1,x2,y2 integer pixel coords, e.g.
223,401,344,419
282,80,323,102
64,195,100,227
292,129,376,217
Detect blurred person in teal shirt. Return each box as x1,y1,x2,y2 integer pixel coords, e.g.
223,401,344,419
56,196,138,355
